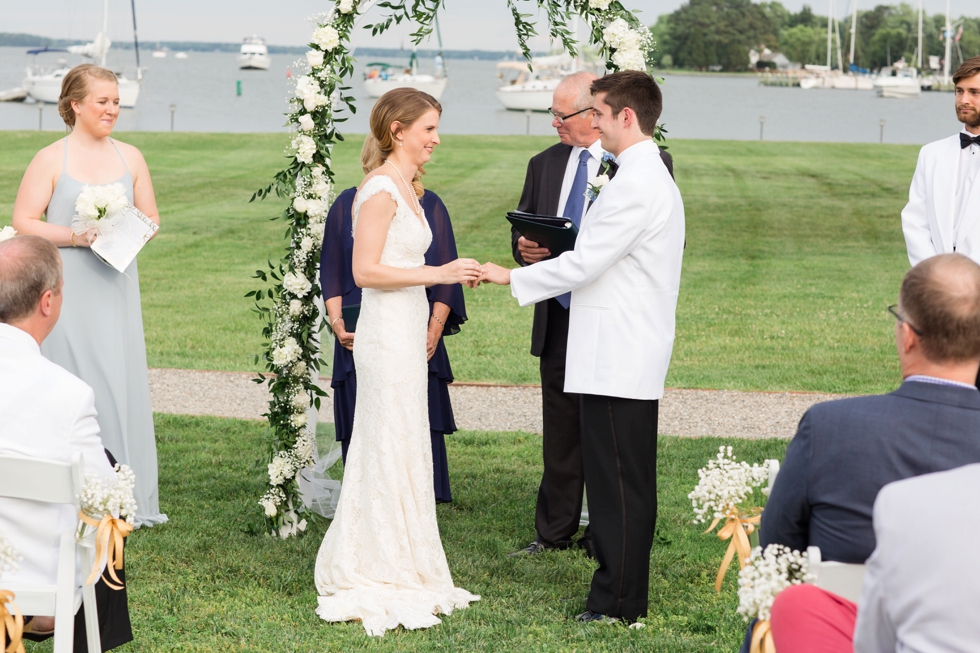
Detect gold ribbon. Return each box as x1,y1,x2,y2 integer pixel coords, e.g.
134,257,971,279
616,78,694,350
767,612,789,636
704,507,762,592
78,511,133,590
750,619,776,653
0,590,25,653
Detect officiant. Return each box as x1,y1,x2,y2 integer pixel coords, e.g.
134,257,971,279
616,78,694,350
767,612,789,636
482,70,685,623
319,136,466,503
509,71,673,559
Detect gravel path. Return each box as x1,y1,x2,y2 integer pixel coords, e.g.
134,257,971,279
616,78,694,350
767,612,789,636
149,368,846,439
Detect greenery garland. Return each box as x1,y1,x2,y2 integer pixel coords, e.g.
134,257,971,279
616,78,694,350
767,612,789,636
250,0,657,538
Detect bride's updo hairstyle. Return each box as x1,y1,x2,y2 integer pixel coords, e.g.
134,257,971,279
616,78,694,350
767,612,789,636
58,64,118,130
362,87,442,198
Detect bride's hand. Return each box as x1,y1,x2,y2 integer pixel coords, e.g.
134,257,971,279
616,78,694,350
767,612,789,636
479,262,511,286
436,258,483,286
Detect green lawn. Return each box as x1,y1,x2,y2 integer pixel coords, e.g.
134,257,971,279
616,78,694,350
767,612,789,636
23,414,788,652
0,132,916,394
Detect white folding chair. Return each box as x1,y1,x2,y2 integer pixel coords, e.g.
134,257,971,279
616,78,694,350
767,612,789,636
0,452,101,653
806,546,865,603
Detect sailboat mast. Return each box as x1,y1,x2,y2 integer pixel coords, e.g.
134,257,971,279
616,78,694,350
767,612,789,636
826,0,833,69
943,0,952,85
100,0,109,68
131,0,142,79
917,0,923,69
849,0,857,68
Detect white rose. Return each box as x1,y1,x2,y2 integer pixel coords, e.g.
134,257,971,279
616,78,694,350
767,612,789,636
312,25,340,51
592,174,610,188
311,165,325,178
299,236,314,254
283,272,312,297
338,0,355,13
306,50,324,68
289,299,304,317
292,196,308,213
298,114,315,132
0,226,16,243
261,499,277,517
313,178,331,198
589,0,612,9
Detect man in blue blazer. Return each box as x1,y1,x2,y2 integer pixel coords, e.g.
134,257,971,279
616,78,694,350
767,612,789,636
760,253,980,651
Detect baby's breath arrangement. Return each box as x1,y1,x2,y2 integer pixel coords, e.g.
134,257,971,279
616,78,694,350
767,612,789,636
0,531,20,579
689,446,771,524
77,464,138,525
249,0,657,538
737,544,813,622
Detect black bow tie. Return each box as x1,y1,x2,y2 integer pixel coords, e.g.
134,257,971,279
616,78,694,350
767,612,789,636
961,133,980,149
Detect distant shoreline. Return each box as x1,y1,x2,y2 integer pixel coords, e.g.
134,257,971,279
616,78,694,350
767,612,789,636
0,33,537,61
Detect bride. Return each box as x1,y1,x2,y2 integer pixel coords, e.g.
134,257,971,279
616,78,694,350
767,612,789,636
314,88,481,636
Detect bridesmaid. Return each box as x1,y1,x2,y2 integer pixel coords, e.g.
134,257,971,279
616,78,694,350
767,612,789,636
11,64,166,527
320,136,467,503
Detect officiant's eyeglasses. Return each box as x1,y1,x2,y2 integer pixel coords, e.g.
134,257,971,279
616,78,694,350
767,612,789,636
549,107,594,125
888,304,923,336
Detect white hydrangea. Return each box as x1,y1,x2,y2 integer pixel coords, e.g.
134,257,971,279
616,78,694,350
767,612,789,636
0,530,21,578
291,391,309,411
290,413,308,428
312,25,340,51
291,360,308,378
305,198,327,221
283,271,312,297
309,222,326,243
337,0,355,13
293,431,316,466
0,226,16,243
306,50,324,68
292,134,317,164
589,0,613,9
613,48,647,71
268,453,297,486
298,114,315,132
737,545,814,622
272,336,302,366
289,299,304,317
602,18,641,51
688,447,770,524
78,464,138,524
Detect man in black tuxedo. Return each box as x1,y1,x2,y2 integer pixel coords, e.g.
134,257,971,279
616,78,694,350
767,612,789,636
509,72,673,557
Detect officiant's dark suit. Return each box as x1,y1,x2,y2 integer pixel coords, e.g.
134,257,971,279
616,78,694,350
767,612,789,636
509,73,673,556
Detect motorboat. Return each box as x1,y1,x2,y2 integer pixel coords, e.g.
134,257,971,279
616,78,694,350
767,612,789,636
175,52,189,60
495,53,575,111
239,36,270,70
363,54,447,100
874,63,922,98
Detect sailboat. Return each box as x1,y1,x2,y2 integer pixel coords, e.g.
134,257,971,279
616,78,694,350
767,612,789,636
22,0,142,108
362,12,448,100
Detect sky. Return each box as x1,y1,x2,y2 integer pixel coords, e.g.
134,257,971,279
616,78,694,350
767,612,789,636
3,0,976,52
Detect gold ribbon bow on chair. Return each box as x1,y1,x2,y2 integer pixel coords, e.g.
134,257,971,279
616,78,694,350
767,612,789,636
0,589,25,653
750,619,776,653
704,507,762,592
78,512,134,590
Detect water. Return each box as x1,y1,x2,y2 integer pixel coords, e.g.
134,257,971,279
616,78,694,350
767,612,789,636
0,45,964,144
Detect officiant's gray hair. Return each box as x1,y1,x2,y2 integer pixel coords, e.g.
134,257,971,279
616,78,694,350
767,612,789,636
0,235,63,323
556,72,598,107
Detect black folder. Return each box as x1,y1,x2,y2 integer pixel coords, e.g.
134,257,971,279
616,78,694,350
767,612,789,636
506,211,578,258
342,304,360,333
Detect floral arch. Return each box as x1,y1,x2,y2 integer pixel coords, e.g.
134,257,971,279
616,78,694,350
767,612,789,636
249,0,655,537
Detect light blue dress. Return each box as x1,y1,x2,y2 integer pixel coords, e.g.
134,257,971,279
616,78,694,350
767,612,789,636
40,137,167,527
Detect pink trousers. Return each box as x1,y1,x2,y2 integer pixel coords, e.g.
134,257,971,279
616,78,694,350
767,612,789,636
769,584,856,653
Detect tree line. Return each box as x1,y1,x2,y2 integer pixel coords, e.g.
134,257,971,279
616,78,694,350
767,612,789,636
649,1,980,72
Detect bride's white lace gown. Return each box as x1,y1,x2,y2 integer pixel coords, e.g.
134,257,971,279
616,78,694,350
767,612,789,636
314,175,479,636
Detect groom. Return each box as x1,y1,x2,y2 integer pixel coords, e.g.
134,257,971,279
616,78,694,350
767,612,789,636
481,70,685,622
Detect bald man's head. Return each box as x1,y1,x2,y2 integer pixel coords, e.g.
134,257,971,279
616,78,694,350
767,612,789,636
900,253,980,363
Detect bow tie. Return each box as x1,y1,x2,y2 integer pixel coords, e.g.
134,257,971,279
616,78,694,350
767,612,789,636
960,133,980,149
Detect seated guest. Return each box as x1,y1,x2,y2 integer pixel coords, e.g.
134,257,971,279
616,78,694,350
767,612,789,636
0,235,133,652
761,253,980,652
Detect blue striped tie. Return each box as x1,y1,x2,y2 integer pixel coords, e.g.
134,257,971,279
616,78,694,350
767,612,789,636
556,149,592,309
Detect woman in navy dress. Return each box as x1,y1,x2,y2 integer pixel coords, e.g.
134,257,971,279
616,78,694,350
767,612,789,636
320,183,466,504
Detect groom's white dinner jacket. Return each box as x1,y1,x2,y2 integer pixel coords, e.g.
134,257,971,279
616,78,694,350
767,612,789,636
0,322,114,586
903,132,980,265
510,139,685,400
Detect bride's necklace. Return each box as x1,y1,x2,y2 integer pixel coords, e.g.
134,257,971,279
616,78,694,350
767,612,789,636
384,159,422,217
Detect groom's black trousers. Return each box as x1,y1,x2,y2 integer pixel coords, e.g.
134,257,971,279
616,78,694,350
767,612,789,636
580,394,658,621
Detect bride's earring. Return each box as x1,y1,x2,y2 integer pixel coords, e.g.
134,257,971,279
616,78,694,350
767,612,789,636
397,139,403,147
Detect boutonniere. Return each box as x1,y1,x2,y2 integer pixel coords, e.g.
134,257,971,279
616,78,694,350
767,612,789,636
586,153,616,202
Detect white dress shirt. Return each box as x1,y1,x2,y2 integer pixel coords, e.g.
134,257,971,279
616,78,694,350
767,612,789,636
954,128,980,245
555,139,607,222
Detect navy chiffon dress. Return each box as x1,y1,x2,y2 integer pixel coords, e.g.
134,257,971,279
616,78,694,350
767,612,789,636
320,187,466,503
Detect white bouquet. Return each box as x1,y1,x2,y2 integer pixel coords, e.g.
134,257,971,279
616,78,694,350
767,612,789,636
689,446,770,524
0,225,16,243
738,544,813,622
78,464,138,525
72,183,129,238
